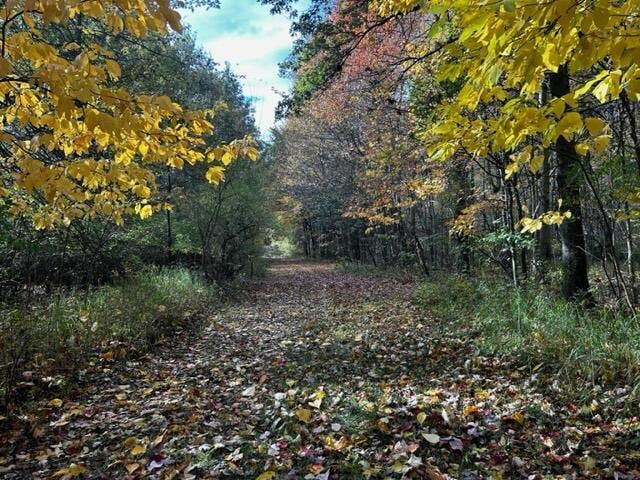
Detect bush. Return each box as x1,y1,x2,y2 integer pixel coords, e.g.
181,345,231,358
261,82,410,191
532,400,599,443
415,276,640,390
0,267,216,412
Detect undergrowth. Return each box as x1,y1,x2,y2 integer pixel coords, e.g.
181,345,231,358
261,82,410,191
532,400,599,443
0,267,216,412
337,261,421,282
415,275,640,392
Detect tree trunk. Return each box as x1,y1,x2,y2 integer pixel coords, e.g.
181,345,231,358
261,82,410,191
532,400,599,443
549,65,590,298
165,167,173,263
538,78,553,262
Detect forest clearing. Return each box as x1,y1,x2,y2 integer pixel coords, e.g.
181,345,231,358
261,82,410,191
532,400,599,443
1,0,640,478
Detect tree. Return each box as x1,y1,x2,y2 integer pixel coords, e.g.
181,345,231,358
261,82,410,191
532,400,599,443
373,0,640,298
0,0,257,230
272,0,638,306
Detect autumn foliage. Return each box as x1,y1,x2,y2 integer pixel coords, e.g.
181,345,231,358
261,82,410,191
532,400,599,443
273,0,640,303
0,0,257,229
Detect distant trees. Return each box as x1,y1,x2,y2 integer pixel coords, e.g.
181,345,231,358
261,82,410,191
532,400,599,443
270,0,639,308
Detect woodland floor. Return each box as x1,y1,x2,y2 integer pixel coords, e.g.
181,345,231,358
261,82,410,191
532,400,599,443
1,260,639,479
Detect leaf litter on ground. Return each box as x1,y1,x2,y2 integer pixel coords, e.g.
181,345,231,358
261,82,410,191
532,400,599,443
1,260,639,479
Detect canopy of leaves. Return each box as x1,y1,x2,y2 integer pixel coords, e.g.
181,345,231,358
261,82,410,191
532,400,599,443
0,0,258,230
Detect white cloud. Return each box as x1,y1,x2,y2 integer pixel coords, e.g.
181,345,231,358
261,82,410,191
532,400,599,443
181,1,297,137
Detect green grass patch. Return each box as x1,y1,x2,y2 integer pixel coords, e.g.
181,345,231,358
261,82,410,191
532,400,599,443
0,267,216,411
415,275,640,390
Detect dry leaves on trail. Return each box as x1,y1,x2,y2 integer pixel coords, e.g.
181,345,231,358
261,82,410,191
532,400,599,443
1,260,639,479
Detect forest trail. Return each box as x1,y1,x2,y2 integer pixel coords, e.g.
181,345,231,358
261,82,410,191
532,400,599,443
1,260,637,479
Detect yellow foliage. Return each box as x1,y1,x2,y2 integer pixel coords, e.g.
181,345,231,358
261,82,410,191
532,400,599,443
0,0,259,229
375,0,639,167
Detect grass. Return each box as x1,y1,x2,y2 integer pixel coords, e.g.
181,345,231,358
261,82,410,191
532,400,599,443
337,261,422,282
414,274,640,390
0,267,216,411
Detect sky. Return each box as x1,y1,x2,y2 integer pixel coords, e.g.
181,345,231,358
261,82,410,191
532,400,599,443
180,0,302,138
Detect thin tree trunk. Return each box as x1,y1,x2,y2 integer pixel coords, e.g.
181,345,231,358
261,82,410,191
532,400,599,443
538,78,553,261
165,167,173,263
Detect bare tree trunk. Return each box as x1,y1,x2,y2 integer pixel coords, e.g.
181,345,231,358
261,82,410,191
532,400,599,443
165,167,173,263
549,65,590,299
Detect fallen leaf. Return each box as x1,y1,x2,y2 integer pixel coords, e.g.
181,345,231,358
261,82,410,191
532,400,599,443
125,463,141,474
52,464,87,477
295,408,313,423
422,433,440,444
242,385,256,397
131,444,147,456
256,471,276,480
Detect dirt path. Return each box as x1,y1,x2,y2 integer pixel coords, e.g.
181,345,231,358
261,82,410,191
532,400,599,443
1,260,638,479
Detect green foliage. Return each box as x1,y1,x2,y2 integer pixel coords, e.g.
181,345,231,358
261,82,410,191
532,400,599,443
170,158,275,279
0,268,215,410
414,275,480,316
265,237,298,258
415,276,640,389
476,228,536,252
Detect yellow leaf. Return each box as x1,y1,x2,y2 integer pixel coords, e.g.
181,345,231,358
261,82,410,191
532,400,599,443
0,58,12,76
246,147,259,161
138,142,149,158
115,150,135,165
295,408,313,423
206,166,225,184
131,444,146,456
542,43,561,72
519,217,543,234
505,162,519,179
576,143,589,155
52,464,87,478
549,98,565,119
138,205,153,220
512,411,525,424
392,459,405,473
83,0,104,17
463,404,480,417
593,135,610,154
308,389,326,409
221,151,235,165
556,112,582,141
584,117,606,137
48,398,64,408
256,471,276,480
160,6,183,32
474,390,489,399
132,185,151,198
529,155,543,174
106,12,124,33
417,412,427,425
105,59,122,80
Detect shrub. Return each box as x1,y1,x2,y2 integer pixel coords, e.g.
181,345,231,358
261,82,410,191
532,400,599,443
0,267,216,412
